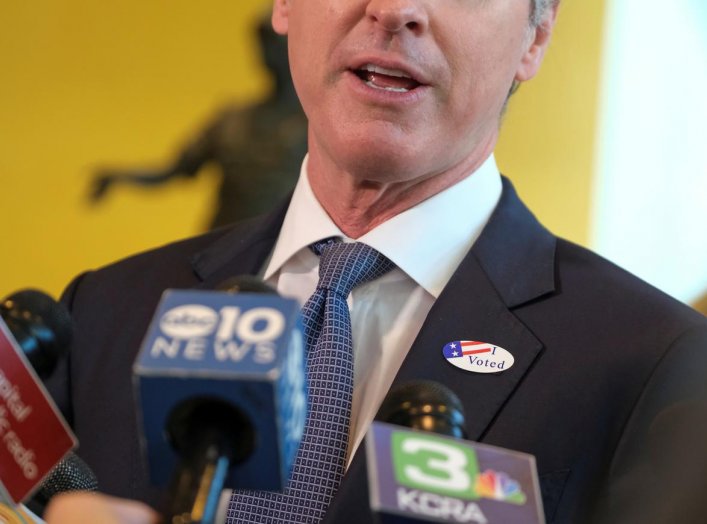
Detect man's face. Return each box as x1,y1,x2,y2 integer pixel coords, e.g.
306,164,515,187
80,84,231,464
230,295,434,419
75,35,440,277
273,0,554,185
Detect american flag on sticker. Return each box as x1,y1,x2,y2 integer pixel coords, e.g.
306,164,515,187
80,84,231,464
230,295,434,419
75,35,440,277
442,340,514,373
443,340,496,358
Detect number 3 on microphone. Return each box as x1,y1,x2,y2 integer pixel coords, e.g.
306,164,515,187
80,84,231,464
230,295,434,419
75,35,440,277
391,432,480,500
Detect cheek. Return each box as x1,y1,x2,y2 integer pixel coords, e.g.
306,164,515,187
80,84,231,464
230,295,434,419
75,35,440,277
287,34,325,104
447,51,502,112
442,11,530,87
452,39,525,110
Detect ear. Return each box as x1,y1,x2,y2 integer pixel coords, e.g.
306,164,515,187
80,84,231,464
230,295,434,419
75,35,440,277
272,0,291,35
515,3,559,82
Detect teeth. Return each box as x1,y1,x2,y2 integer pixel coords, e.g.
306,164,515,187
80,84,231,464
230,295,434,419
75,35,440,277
365,81,409,93
361,63,411,79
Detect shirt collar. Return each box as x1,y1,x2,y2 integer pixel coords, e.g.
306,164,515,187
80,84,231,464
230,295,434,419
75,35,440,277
263,154,502,298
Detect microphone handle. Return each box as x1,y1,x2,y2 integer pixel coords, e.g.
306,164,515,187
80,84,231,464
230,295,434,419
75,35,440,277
163,437,232,524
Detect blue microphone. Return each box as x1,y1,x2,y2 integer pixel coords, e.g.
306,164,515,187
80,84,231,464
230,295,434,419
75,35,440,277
133,278,307,524
368,381,545,523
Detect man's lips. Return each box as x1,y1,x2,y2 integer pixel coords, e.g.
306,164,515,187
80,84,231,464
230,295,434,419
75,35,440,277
351,63,425,93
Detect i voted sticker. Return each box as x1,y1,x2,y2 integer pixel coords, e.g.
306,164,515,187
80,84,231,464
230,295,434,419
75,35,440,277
443,340,514,374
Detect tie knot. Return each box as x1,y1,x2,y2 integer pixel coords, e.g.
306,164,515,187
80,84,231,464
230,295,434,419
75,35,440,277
311,239,395,297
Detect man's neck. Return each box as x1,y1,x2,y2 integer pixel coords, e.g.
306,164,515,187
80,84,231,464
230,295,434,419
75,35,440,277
306,136,497,239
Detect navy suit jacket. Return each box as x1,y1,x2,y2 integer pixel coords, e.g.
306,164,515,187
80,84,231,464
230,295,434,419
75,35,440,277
46,178,707,523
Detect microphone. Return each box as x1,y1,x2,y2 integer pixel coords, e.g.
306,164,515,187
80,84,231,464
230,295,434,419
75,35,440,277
368,381,545,523
376,380,467,439
29,452,98,510
0,289,72,379
0,290,98,515
0,289,78,508
133,277,307,524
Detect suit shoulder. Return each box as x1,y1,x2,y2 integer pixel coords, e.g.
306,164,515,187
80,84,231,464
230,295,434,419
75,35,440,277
93,227,230,281
67,218,265,302
554,237,705,329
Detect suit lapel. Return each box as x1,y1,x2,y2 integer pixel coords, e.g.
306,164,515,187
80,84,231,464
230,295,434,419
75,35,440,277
387,177,557,440
190,196,291,288
326,178,558,522
391,251,545,440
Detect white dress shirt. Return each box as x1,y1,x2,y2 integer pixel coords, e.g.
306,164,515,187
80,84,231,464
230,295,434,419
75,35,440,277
262,154,502,464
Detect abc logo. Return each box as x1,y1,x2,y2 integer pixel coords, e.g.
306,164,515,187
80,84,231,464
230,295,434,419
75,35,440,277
159,304,285,343
160,305,219,339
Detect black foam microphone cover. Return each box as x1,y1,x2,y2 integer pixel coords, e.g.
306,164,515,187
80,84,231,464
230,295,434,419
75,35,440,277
24,452,98,517
376,380,468,439
0,289,72,379
35,453,98,501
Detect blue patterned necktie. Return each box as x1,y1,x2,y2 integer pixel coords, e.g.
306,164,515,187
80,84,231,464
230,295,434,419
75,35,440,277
227,239,395,523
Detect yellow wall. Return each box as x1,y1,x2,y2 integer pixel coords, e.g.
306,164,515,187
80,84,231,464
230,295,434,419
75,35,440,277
1,0,606,299
497,0,606,246
0,0,272,298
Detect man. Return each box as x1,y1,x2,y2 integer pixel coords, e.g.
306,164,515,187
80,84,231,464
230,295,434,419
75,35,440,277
45,0,707,522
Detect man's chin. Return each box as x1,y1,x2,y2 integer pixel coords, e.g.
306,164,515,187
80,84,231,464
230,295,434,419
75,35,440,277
330,132,435,180
342,149,429,184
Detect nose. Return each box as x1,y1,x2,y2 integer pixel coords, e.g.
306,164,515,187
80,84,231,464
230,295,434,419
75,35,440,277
365,0,429,34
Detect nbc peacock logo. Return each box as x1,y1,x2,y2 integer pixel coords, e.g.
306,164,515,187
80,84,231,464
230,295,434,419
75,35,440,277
475,469,527,505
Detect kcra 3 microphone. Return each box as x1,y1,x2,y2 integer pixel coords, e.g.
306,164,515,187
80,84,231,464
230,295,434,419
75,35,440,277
133,279,307,523
368,381,545,524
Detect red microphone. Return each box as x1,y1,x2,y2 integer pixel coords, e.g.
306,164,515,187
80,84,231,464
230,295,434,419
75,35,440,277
0,290,77,506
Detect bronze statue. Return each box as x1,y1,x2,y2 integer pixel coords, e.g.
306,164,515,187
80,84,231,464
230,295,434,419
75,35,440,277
89,18,308,230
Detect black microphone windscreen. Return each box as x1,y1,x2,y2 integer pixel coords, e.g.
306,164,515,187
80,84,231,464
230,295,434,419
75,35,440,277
376,380,468,439
32,452,98,509
0,289,72,378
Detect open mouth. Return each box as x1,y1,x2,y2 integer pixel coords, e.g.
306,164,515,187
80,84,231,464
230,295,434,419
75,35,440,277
353,64,422,93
